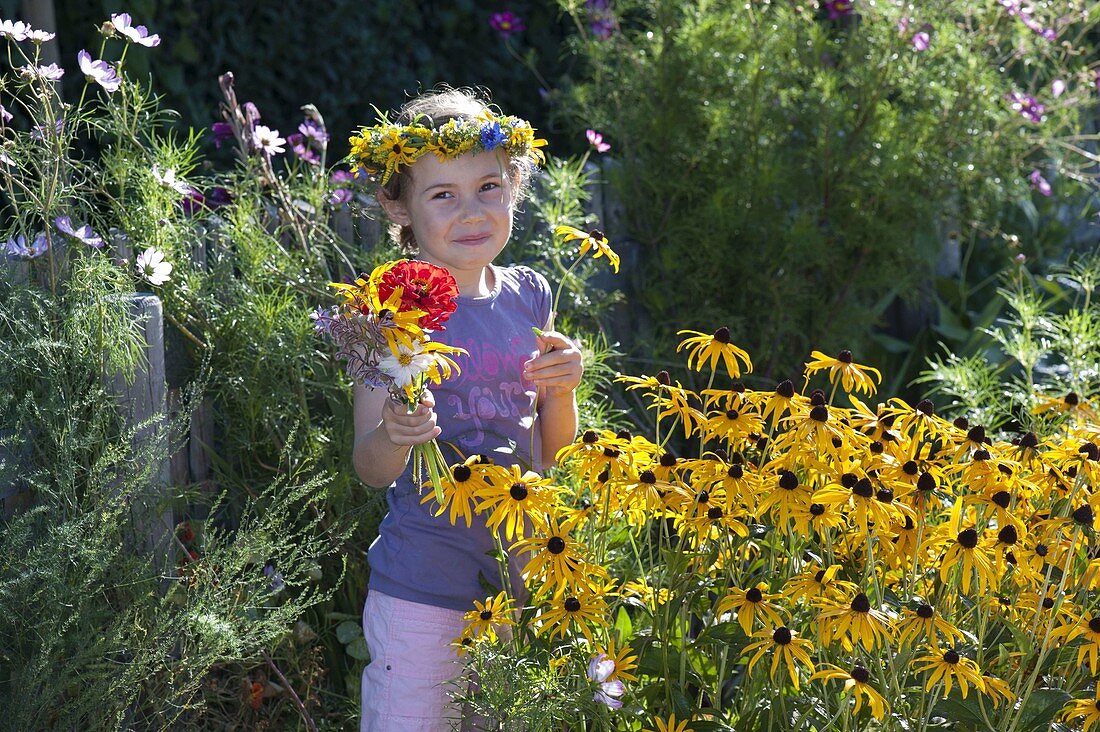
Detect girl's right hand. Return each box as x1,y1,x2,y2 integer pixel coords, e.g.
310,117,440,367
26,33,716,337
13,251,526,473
379,389,441,447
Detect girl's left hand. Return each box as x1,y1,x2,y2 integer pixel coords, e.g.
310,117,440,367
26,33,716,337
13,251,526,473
524,331,583,397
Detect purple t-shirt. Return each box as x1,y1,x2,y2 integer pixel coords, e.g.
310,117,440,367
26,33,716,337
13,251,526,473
367,264,552,610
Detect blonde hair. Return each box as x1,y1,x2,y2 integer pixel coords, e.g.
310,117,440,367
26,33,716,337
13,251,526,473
376,87,538,254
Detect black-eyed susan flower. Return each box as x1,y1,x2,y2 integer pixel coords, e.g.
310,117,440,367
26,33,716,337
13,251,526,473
912,646,986,699
618,373,707,439
1051,614,1100,673
742,625,816,689
881,398,955,445
893,603,966,649
645,714,693,732
473,465,559,541
620,578,672,613
1059,685,1100,732
815,592,893,652
702,404,764,446
792,500,847,537
420,456,504,527
756,379,803,429
784,564,855,605
715,582,786,636
803,349,882,396
460,591,516,643
757,469,813,525
813,473,904,535
980,673,1016,708
555,225,620,273
511,513,604,595
676,327,753,378
810,663,890,720
536,586,609,643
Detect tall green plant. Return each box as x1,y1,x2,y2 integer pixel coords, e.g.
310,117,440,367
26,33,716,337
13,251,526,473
559,0,1100,384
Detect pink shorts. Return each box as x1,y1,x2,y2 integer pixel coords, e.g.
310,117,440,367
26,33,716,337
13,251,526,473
360,590,468,732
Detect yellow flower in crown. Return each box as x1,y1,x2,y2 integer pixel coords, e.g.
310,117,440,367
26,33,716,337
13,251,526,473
555,225,620,273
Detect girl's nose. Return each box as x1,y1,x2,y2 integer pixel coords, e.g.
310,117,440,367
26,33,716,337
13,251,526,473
460,198,486,222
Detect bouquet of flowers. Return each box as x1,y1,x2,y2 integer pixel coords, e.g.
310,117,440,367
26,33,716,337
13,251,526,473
313,259,466,499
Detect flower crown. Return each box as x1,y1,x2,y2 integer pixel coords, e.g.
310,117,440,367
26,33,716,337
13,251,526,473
347,109,548,184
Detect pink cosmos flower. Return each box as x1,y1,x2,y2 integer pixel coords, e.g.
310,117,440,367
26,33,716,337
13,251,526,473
110,13,161,47
77,49,121,92
586,129,611,153
252,125,285,157
1029,170,1052,197
1051,79,1066,98
911,31,930,51
1009,92,1044,123
489,11,525,37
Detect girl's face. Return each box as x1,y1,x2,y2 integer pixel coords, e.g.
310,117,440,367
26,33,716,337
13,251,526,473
380,150,516,296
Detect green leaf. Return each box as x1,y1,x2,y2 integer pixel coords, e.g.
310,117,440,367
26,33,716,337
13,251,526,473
932,696,985,727
614,606,633,640
346,636,371,661
335,620,362,645
1020,688,1072,731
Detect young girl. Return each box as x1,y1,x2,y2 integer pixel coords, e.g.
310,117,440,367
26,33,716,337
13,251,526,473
351,89,584,731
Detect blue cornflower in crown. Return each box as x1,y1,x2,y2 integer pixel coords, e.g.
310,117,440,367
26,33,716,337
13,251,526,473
346,108,547,184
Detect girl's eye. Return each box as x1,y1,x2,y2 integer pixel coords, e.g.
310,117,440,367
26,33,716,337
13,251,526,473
432,191,453,200
480,182,501,192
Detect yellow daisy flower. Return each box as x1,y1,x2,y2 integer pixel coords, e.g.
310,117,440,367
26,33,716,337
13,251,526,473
715,583,786,636
892,603,967,649
912,646,986,699
419,456,505,527
810,663,890,720
460,591,516,643
1060,685,1100,732
742,626,816,690
676,327,753,378
815,592,893,652
473,465,559,541
594,637,639,683
783,564,855,605
803,349,882,396
536,587,609,643
555,225,620,273
645,714,693,732
511,513,605,595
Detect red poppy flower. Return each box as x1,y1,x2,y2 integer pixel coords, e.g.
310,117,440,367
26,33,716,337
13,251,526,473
376,260,459,330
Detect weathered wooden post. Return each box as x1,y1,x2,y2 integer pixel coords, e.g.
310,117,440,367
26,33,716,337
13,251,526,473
105,293,174,573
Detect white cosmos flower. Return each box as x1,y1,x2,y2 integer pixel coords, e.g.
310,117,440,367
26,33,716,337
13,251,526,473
110,13,160,47
77,49,121,92
251,125,285,157
377,341,436,387
152,164,193,195
135,247,172,286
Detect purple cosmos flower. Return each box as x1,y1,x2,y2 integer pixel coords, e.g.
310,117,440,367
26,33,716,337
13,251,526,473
110,13,161,47
1009,92,1045,123
207,186,233,208
1029,170,1052,197
252,125,285,156
0,150,13,167
287,133,320,165
911,31,930,51
298,119,329,145
263,564,285,593
19,63,64,81
5,232,48,259
997,0,1054,40
479,121,507,150
211,121,234,148
823,0,853,20
0,19,32,40
330,170,354,185
489,11,525,38
328,188,352,206
586,129,611,153
1051,79,1066,98
1,105,12,124
586,0,616,39
77,49,121,93
587,653,625,709
54,215,104,248
30,119,64,140
181,191,205,215
897,16,910,33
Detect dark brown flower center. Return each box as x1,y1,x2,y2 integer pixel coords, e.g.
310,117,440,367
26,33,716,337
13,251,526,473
616,429,632,440
841,473,858,488
1036,543,1049,557
837,350,853,363
870,441,884,454
810,390,827,406
1042,597,1055,609
876,488,894,503
992,491,1011,509
713,326,731,344
814,569,827,583
547,537,566,554
1066,391,1080,405
917,472,936,492
779,471,798,490
850,665,869,683
603,447,620,458
728,464,744,479
564,597,581,612
479,610,493,621
953,416,969,430
957,528,979,549
660,452,677,467
1020,431,1039,449
582,430,599,444
853,478,874,498
1089,617,1100,634
810,503,826,516
973,449,991,461
773,627,792,645
1074,505,1095,526
452,465,472,482
943,649,960,664
810,405,829,422
851,593,871,613
917,604,934,619
639,470,657,484
696,490,710,504
509,483,529,501
967,425,986,443
902,460,918,476
726,409,740,421
917,399,935,415
589,229,604,241
746,587,763,603
656,370,671,386
707,506,724,520
998,525,1018,545
776,379,795,398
